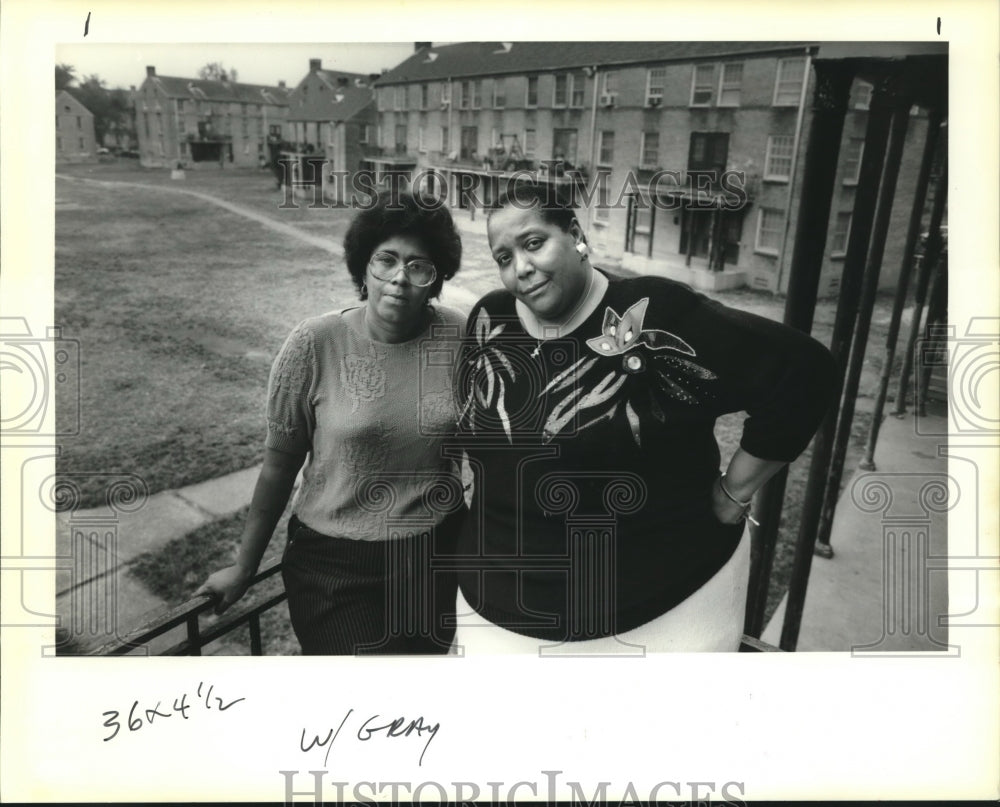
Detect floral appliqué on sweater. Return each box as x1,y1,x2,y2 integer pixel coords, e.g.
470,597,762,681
342,342,387,412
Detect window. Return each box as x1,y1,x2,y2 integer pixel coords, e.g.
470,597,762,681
144,113,150,138
598,130,614,166
854,81,873,110
602,71,619,95
441,125,449,151
552,128,578,163
491,127,501,148
472,80,482,109
395,124,407,154
830,212,852,256
718,62,743,106
843,137,864,185
394,86,405,110
764,134,794,181
526,76,538,107
552,72,585,108
460,126,477,160
640,131,659,168
440,83,451,105
177,99,185,113
691,64,715,106
755,207,784,254
554,74,568,107
359,124,370,144
646,67,666,105
688,131,729,173
774,57,806,106
77,116,82,129
460,80,471,109
570,72,585,107
420,83,429,109
524,128,536,156
418,125,426,152
241,117,248,136
179,115,186,134
493,77,506,108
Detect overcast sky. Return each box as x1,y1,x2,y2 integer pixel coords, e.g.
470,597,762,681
55,42,418,89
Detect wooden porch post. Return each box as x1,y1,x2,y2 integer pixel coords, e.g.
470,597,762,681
744,59,854,638
815,75,913,556
779,67,899,650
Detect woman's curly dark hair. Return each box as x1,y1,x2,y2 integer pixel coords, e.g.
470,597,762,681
343,189,462,300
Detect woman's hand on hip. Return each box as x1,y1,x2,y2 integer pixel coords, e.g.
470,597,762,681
195,565,254,615
711,475,751,525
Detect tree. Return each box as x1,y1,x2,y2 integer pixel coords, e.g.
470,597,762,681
68,74,135,147
56,63,77,90
198,62,239,82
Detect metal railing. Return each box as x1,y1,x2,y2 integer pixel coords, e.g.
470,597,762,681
87,562,286,656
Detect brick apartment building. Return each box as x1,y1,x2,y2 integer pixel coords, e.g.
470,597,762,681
134,66,292,168
283,58,376,205
55,89,98,163
371,42,938,294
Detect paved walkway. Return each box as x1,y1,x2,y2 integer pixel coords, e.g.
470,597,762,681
761,410,951,652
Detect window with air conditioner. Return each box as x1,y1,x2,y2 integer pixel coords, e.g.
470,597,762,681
646,67,666,107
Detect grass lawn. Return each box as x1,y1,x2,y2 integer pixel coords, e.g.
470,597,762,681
55,172,359,507
56,161,903,646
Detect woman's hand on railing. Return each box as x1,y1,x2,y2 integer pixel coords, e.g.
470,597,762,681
194,565,254,615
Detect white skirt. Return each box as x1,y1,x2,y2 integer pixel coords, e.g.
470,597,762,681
452,524,750,655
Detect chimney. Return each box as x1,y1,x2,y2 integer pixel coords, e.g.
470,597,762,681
146,66,156,77
337,76,349,87
278,80,286,88
414,42,432,52
309,58,322,72
368,73,380,84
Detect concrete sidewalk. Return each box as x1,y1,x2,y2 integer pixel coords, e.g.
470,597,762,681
762,410,951,652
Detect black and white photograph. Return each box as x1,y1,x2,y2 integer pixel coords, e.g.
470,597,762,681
1,0,997,802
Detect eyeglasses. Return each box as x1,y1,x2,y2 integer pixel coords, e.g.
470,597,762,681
368,251,437,287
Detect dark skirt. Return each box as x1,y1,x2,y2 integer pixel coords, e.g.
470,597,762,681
281,511,463,655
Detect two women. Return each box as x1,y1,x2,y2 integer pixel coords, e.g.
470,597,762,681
201,181,835,655
197,190,466,654
452,184,836,652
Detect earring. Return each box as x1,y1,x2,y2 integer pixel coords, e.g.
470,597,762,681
576,242,589,260
360,281,368,297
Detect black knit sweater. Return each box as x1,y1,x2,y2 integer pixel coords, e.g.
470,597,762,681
453,273,837,641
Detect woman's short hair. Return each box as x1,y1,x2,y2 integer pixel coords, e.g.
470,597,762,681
487,181,578,233
343,189,462,300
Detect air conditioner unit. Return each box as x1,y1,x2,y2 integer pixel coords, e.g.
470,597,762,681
646,96,662,108
600,93,617,107
440,98,451,109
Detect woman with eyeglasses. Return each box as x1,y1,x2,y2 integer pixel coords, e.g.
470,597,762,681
197,190,467,654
